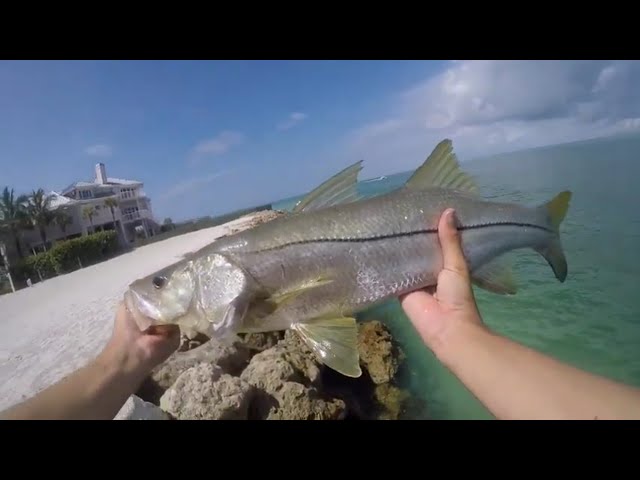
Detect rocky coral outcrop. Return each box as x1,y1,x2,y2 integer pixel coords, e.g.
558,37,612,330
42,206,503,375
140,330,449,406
114,395,169,420
357,320,406,385
133,317,416,420
229,210,286,235
239,334,345,419
160,363,255,420
136,336,250,404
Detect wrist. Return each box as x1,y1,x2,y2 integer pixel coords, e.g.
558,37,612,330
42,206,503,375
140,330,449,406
433,319,493,368
96,341,149,387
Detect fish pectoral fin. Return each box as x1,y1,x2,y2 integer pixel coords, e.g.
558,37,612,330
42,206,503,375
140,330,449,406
269,276,334,306
242,277,336,330
404,138,479,195
294,316,362,378
292,160,364,212
471,256,517,295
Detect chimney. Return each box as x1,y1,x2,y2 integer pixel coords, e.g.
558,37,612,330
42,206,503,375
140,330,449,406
95,163,107,184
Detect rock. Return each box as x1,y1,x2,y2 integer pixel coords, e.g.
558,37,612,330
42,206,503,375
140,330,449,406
137,337,250,404
265,382,346,420
230,210,285,235
280,330,322,384
373,383,410,420
357,320,405,384
178,332,210,352
240,346,301,392
114,395,169,420
240,336,345,420
160,363,255,420
239,331,285,352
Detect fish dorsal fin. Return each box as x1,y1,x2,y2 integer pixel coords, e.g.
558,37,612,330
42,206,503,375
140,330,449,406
404,139,479,194
292,160,363,213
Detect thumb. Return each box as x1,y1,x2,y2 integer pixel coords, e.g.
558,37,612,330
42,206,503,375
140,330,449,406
438,208,470,281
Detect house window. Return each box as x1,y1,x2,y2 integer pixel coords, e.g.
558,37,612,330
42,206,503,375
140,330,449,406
120,188,135,199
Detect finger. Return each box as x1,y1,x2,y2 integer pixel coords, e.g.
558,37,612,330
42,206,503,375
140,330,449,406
400,289,439,321
438,208,469,280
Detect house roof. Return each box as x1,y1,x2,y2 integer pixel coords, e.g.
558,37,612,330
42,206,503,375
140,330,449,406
46,191,78,209
61,177,142,194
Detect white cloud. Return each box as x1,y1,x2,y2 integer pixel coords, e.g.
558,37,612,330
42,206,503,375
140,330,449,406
345,60,640,173
161,170,232,201
85,144,112,157
277,112,308,131
190,131,244,165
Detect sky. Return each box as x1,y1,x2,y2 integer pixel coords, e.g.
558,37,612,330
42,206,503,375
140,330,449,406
1,60,639,222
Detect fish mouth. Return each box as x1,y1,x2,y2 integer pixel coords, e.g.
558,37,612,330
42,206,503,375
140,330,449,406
124,289,163,331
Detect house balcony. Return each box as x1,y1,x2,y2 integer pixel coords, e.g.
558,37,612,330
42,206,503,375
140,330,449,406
121,209,153,223
118,189,147,201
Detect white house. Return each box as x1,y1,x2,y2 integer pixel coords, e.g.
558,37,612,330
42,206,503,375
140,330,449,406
20,163,158,253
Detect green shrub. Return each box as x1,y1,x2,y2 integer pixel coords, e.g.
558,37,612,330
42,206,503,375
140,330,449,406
9,230,119,284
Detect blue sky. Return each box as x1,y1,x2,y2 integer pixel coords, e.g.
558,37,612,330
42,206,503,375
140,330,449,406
1,60,639,221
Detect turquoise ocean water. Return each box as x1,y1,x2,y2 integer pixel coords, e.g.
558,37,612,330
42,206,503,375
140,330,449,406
272,133,640,419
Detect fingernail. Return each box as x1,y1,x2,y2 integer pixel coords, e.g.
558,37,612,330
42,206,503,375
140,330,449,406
446,209,457,227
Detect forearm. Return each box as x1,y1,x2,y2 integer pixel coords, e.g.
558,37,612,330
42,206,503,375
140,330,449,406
0,347,146,420
438,322,640,420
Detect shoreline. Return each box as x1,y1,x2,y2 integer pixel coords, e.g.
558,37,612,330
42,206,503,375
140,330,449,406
0,212,268,412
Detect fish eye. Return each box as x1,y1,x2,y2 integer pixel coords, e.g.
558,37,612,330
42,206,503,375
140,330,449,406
152,275,167,289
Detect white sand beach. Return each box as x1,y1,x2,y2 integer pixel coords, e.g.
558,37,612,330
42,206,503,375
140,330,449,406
0,213,263,412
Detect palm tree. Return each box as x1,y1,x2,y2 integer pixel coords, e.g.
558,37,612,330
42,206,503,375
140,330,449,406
103,196,125,241
26,188,56,251
82,205,96,233
0,187,29,258
104,197,118,223
54,209,73,238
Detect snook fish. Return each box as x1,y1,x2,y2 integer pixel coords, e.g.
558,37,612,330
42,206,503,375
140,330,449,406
124,139,572,378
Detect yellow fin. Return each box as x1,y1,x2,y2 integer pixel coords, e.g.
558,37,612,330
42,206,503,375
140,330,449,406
269,276,334,306
294,316,362,378
542,191,572,230
243,276,335,327
472,256,517,295
404,138,478,194
534,190,571,282
292,160,363,212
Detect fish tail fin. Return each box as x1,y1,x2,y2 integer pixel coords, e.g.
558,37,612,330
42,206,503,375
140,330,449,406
541,190,572,232
534,191,572,282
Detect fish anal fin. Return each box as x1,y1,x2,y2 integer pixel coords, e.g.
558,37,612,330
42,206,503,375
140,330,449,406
472,256,517,295
405,138,479,194
292,160,364,213
294,316,362,378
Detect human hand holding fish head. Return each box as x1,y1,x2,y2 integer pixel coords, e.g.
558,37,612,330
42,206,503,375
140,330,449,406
101,302,181,379
400,208,486,358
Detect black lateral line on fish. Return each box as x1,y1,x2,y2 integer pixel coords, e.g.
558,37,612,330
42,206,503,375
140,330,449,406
244,221,554,253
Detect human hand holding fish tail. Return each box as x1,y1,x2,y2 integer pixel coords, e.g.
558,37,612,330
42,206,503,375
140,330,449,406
401,207,640,420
